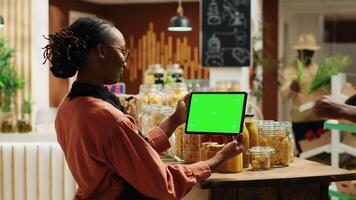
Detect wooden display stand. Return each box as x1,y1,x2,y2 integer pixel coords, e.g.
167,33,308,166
181,159,356,200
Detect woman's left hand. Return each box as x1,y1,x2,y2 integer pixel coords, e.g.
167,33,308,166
172,92,191,126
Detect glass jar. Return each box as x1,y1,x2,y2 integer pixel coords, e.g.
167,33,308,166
168,83,188,107
175,125,185,160
215,81,229,92
247,146,275,170
160,106,175,157
242,122,250,168
141,105,162,134
183,134,201,163
166,64,184,83
206,144,224,172
257,120,274,146
261,123,291,167
144,64,165,85
141,84,163,106
283,122,296,163
199,142,218,161
137,104,149,132
230,81,240,92
245,115,259,148
220,153,243,173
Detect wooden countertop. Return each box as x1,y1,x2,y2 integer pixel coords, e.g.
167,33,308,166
200,159,356,189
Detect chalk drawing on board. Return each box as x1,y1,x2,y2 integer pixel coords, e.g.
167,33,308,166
227,47,250,64
207,0,221,25
213,28,246,45
222,0,234,21
229,12,247,27
205,35,224,66
235,31,246,45
233,0,249,6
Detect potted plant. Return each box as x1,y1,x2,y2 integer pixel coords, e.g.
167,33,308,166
17,97,33,133
0,37,24,133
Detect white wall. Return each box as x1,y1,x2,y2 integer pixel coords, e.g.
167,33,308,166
31,0,49,119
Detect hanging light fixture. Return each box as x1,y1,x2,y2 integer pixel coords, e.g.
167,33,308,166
168,0,192,32
0,15,4,28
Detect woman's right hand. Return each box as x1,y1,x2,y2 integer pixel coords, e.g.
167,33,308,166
206,134,244,171
290,80,301,93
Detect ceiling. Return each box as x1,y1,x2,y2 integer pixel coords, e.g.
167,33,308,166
80,0,198,4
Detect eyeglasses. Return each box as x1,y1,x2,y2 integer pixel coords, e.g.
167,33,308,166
106,45,130,62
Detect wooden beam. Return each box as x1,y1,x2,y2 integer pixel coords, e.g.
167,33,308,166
262,0,279,120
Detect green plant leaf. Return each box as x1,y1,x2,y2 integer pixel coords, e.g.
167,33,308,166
310,55,351,92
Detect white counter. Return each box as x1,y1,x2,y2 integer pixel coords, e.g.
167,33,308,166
0,132,57,143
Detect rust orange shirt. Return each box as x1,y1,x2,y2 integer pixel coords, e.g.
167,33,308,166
55,96,211,200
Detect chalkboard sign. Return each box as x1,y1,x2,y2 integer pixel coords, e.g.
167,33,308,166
201,0,251,67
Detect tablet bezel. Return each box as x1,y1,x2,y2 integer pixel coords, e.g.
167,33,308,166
184,92,247,135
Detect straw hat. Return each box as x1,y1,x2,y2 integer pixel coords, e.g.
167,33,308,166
293,33,320,51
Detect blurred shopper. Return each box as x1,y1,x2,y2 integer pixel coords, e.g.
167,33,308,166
281,33,329,153
43,17,244,200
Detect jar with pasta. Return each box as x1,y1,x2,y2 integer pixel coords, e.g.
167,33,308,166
141,84,163,106
261,124,291,167
183,134,201,163
199,142,218,161
160,106,175,157
175,125,185,160
247,146,275,170
168,83,188,107
141,105,162,134
206,144,224,172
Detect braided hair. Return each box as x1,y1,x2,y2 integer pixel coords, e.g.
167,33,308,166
43,17,115,78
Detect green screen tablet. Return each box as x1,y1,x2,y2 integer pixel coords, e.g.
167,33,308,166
185,92,247,135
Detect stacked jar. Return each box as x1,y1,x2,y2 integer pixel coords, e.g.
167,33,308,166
160,106,176,157
166,64,184,83
166,83,188,160
144,64,165,85
137,84,163,132
141,105,161,134
260,123,292,167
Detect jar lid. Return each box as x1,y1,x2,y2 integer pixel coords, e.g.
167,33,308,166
247,146,275,154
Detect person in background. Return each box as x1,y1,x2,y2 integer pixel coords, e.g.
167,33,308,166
314,95,356,123
43,17,244,200
281,33,329,153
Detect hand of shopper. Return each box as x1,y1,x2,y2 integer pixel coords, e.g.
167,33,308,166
345,94,356,106
206,134,244,171
172,92,191,126
314,96,346,119
290,80,301,93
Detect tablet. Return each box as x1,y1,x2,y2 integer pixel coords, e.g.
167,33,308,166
185,92,247,135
